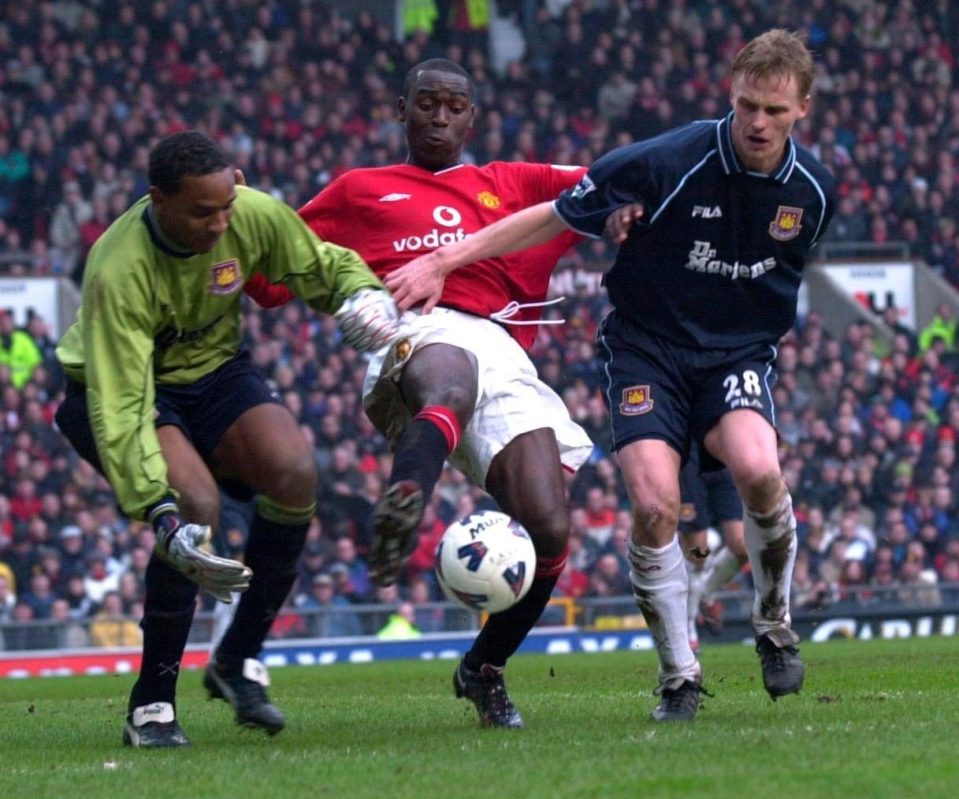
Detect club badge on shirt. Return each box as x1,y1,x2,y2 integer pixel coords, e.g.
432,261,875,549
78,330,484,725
477,191,501,208
209,260,243,295
769,207,803,241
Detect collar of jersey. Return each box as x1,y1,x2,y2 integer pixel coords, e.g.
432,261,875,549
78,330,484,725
141,204,197,259
716,112,796,185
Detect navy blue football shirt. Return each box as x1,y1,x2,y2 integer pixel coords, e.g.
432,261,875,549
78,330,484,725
554,113,836,349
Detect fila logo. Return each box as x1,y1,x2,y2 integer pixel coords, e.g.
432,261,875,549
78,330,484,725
379,193,411,202
692,205,723,218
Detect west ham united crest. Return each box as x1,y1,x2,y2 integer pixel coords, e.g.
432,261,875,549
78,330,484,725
769,206,803,241
620,385,654,415
209,260,243,295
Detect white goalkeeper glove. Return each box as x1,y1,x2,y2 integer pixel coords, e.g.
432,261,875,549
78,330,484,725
149,503,252,604
334,288,400,352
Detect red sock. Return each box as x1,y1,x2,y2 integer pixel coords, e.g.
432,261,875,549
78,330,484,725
414,405,461,453
535,545,568,579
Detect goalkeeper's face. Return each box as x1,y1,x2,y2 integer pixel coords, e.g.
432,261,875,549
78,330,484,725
151,167,237,254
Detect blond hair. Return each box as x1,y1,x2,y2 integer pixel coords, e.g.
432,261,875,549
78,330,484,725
732,29,814,99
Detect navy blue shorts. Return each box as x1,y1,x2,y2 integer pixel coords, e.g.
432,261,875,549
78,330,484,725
678,450,743,534
596,312,778,471
56,352,280,476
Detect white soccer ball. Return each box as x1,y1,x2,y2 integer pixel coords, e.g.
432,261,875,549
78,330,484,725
435,510,536,614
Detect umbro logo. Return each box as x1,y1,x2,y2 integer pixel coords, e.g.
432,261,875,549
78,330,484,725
379,193,412,202
692,205,723,218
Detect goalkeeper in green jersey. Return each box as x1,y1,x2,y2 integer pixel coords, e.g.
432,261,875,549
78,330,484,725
55,130,399,748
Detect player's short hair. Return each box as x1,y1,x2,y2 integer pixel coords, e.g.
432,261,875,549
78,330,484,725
148,130,230,196
402,58,473,100
732,29,814,99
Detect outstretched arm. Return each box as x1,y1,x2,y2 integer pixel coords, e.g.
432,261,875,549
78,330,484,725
384,201,569,312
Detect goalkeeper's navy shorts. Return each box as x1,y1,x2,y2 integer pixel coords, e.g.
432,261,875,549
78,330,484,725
56,351,281,476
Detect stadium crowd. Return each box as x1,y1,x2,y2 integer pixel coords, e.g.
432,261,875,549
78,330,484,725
1,0,959,648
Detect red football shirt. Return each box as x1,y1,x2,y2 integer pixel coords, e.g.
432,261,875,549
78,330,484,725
298,161,585,350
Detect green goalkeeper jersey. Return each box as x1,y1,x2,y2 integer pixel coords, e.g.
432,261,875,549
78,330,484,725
56,185,384,518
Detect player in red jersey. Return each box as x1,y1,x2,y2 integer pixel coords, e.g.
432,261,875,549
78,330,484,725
247,59,593,728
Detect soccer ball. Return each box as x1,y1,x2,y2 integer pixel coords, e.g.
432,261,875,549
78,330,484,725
435,510,536,614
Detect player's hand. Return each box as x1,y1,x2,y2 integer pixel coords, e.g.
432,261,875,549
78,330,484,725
334,288,400,351
383,252,447,313
151,511,252,603
603,203,644,244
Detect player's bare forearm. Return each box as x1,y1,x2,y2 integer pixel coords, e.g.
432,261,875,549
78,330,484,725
385,202,568,313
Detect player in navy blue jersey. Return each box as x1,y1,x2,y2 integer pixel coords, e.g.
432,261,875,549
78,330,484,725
387,29,836,721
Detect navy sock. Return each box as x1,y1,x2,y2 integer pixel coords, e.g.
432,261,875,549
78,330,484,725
129,556,198,709
390,417,453,501
215,507,310,666
464,573,560,670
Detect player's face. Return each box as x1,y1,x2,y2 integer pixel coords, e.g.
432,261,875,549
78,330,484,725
729,72,810,174
399,70,475,171
150,167,236,253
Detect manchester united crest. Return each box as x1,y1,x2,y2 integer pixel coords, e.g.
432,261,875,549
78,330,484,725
209,260,243,295
477,191,501,209
769,206,803,241
620,385,654,415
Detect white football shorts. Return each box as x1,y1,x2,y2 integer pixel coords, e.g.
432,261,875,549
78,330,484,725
362,308,595,487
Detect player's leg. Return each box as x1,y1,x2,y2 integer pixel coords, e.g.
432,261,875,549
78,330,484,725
55,380,212,747
123,425,218,746
370,341,477,586
697,470,749,633
444,330,592,728
678,458,710,651
597,320,704,721
705,408,803,699
453,428,569,728
205,382,317,734
618,439,704,721
681,529,709,652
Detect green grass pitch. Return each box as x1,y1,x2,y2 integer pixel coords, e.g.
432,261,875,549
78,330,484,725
1,636,956,799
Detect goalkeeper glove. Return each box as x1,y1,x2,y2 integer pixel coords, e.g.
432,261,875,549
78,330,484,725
334,288,400,352
148,500,252,604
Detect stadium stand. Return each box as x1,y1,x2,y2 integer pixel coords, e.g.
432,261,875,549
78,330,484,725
1,0,958,649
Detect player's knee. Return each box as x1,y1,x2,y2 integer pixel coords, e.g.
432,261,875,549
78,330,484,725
522,510,569,559
739,470,785,514
425,384,474,422
270,447,318,504
632,496,679,538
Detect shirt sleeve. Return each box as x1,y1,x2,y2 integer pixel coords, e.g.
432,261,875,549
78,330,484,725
554,144,656,238
82,260,169,519
249,193,386,313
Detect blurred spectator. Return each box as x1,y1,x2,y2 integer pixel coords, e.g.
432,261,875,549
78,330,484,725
376,600,421,639
50,597,90,648
82,553,119,605
48,180,92,275
297,572,362,638
88,591,141,647
0,310,42,389
0,572,16,619
919,303,957,353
